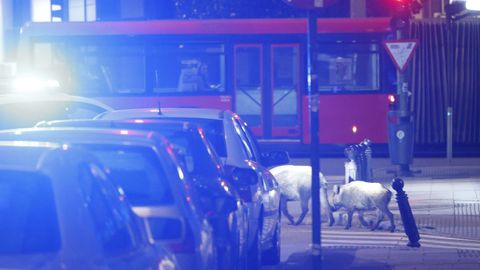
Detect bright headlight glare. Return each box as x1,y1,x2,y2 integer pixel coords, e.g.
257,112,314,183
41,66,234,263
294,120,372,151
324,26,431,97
13,77,60,92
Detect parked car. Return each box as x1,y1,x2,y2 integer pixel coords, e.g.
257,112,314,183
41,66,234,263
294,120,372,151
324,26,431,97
97,107,290,267
0,128,215,270
0,141,173,269
0,93,112,129
37,118,250,270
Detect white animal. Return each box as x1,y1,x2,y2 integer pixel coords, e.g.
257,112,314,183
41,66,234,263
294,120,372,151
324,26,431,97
269,165,334,226
331,181,395,232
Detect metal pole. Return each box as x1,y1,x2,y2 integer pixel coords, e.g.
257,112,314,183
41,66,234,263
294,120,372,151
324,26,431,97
396,26,414,177
447,107,453,164
307,9,321,263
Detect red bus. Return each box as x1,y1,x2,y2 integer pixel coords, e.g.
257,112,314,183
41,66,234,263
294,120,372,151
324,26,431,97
17,18,397,155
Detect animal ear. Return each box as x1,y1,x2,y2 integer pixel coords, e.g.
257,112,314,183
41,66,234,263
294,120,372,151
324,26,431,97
333,185,340,194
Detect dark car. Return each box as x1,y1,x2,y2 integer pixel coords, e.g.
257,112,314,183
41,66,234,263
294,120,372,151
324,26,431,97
37,118,250,270
0,128,215,270
0,141,171,269
98,107,290,267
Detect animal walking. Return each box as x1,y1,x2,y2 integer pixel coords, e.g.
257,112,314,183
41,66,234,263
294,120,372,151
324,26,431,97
269,165,334,226
331,180,395,232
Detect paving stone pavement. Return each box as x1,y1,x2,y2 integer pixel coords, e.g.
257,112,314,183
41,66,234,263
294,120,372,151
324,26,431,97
265,159,480,270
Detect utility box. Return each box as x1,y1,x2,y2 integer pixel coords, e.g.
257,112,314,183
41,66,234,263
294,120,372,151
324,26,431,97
387,110,414,165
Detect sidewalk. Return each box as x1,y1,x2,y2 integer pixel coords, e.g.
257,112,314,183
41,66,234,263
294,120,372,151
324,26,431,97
290,157,480,180
280,245,480,269
272,160,480,270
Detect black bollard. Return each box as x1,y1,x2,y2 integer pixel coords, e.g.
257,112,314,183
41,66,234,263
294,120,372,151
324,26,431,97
353,145,363,180
392,178,421,247
358,143,367,180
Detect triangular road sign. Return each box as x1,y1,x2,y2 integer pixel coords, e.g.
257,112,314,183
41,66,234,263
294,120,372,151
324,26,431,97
383,40,418,72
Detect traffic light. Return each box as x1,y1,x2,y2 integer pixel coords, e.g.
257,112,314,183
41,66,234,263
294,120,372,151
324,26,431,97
51,0,68,22
389,0,422,30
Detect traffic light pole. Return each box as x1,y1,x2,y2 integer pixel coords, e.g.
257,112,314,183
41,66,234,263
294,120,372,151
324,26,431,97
396,26,414,177
307,9,322,266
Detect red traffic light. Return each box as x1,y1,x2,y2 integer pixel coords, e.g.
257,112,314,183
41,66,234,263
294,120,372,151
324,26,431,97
388,0,423,30
389,0,423,14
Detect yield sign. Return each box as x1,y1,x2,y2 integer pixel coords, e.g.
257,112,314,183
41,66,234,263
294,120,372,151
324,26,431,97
383,40,418,72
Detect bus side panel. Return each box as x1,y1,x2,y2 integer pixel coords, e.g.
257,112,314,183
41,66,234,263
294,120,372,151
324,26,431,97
96,96,232,110
302,94,390,144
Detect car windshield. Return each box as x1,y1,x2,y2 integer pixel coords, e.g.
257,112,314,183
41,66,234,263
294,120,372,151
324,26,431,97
0,170,61,254
0,101,107,129
84,145,174,206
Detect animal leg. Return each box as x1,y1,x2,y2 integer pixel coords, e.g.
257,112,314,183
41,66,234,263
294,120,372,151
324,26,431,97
320,188,334,226
372,210,385,231
280,196,295,225
384,207,396,232
345,210,354,230
294,198,309,225
327,210,335,227
358,211,371,228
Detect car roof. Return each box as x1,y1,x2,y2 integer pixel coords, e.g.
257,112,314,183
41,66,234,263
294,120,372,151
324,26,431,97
0,93,113,111
39,118,200,133
98,107,228,121
0,141,65,171
0,127,169,149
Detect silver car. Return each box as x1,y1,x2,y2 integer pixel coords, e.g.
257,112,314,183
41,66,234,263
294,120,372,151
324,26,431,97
0,128,215,270
98,108,290,267
0,93,112,129
37,118,250,270
0,141,169,269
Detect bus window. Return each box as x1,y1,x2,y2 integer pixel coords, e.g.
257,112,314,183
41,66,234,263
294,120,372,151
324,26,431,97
31,42,146,95
74,45,146,95
151,44,225,94
317,43,380,92
31,43,72,90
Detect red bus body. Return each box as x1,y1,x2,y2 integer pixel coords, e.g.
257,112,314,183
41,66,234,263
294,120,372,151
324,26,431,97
18,18,395,155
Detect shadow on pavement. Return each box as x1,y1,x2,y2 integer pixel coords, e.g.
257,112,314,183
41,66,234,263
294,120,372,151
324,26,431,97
278,249,391,270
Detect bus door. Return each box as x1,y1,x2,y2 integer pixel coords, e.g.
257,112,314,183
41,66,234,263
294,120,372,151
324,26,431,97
234,44,301,140
234,44,264,136
270,44,301,138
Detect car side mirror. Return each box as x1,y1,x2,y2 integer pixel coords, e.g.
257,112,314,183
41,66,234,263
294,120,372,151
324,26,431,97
262,151,290,167
231,167,258,186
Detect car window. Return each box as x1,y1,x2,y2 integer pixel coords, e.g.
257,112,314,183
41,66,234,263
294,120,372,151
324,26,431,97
79,163,140,256
0,170,61,254
85,145,174,206
232,118,255,161
89,164,149,246
236,117,263,162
